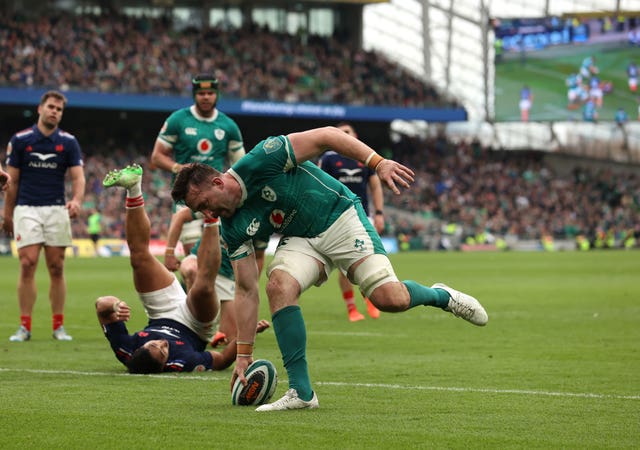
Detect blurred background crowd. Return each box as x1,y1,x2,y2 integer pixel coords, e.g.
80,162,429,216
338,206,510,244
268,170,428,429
0,13,453,107
1,11,638,252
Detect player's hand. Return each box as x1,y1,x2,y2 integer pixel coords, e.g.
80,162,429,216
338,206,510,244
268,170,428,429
2,217,13,237
376,159,414,195
113,300,131,322
256,320,270,334
230,356,253,390
164,254,180,271
0,171,10,191
66,200,81,219
373,214,385,234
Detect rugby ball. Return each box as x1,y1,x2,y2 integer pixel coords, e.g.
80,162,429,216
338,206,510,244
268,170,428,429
231,359,278,406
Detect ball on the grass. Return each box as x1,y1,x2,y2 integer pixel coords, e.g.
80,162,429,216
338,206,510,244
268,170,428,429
231,359,278,406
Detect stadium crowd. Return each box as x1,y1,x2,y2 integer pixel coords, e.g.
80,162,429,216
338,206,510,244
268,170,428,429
382,134,640,250
3,136,638,252
0,11,638,252
0,13,453,107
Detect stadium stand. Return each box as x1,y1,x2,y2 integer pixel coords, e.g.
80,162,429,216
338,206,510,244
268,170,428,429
0,1,638,252
0,13,455,108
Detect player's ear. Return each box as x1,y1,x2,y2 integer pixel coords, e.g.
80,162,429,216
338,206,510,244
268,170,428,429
213,177,224,188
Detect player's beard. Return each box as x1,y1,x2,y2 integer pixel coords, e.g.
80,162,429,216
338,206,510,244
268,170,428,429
196,101,216,118
41,115,59,131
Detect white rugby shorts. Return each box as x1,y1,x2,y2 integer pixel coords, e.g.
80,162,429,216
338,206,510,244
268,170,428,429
13,205,72,249
266,206,398,294
139,277,215,342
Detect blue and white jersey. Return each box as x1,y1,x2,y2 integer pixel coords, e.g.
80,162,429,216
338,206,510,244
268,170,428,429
102,318,214,372
6,125,83,206
318,151,375,216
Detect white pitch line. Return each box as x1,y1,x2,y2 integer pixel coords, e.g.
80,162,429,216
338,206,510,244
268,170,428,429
1,367,637,401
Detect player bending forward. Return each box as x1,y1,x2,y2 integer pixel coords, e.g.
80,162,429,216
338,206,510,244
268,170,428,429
96,164,268,373
171,126,489,411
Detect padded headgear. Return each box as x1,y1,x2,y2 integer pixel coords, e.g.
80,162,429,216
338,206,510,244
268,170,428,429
192,73,219,97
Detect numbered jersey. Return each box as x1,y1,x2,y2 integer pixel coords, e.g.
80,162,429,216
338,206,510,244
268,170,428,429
157,105,243,171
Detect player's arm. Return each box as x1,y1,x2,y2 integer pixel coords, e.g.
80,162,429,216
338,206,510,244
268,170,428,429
151,138,181,174
288,126,414,195
2,165,19,236
368,173,385,235
95,296,131,325
209,320,270,370
164,208,195,271
185,217,221,323
229,253,261,387
66,165,85,219
0,160,11,191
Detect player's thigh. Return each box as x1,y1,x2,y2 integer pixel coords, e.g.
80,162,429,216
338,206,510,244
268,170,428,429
42,206,73,247
267,237,327,294
314,206,385,276
132,252,176,294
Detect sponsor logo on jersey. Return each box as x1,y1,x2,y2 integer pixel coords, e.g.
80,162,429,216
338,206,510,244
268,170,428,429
32,152,57,161
338,168,364,184
246,218,260,236
261,186,277,202
55,144,64,152
197,138,212,154
185,127,198,136
263,137,282,154
28,161,58,169
214,129,225,140
269,209,285,228
339,168,362,176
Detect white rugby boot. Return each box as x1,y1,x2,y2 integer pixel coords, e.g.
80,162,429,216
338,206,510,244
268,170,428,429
255,388,319,412
433,283,488,326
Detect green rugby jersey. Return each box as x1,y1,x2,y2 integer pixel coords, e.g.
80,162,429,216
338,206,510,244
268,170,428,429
222,135,359,260
158,105,243,171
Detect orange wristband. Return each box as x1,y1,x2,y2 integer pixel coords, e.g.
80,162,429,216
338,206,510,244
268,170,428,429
365,152,384,171
237,342,254,356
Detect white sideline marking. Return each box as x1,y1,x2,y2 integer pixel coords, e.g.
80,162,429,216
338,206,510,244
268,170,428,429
1,367,638,401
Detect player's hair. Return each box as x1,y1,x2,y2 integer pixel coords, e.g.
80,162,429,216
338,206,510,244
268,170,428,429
336,121,356,136
40,90,67,107
171,163,221,204
192,73,219,97
126,347,164,374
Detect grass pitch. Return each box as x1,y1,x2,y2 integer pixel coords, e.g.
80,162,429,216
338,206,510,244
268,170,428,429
0,250,638,449
495,44,638,122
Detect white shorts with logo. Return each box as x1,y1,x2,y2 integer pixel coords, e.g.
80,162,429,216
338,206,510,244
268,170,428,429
266,206,398,296
14,205,72,249
139,277,215,342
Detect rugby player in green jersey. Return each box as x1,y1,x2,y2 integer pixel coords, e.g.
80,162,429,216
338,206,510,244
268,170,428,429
171,126,489,411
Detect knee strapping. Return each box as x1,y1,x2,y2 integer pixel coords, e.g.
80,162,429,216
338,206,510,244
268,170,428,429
352,254,397,297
